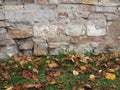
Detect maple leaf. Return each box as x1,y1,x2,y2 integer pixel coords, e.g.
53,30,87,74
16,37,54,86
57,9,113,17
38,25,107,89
105,73,116,80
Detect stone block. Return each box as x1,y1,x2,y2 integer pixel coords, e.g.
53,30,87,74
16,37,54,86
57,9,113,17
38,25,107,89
64,22,86,36
33,24,62,39
33,42,48,55
0,39,15,46
22,0,34,4
87,19,107,36
24,4,39,10
0,28,6,34
4,0,21,5
88,13,106,20
104,13,119,21
14,11,24,21
49,0,60,4
0,12,5,20
4,5,23,11
16,38,33,50
98,0,120,6
37,0,48,4
0,0,3,5
96,6,117,13
8,29,32,39
82,0,98,5
0,45,18,58
5,11,15,21
0,21,5,27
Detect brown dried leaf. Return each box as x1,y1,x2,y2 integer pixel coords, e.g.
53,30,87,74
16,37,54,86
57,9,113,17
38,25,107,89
14,86,22,90
48,62,58,68
35,83,42,89
23,84,35,89
21,70,33,79
80,66,86,71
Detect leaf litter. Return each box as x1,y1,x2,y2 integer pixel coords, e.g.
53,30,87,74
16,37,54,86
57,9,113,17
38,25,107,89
0,51,120,89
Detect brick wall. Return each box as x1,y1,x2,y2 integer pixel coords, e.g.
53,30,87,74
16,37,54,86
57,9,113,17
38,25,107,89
0,0,120,58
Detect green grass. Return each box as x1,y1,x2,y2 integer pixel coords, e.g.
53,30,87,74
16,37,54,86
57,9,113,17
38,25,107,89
0,50,120,89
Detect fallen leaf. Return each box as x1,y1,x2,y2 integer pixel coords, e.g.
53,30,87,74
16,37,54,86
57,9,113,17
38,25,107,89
4,85,13,90
89,74,95,81
84,84,92,90
73,70,79,76
35,83,42,89
53,71,61,78
72,86,77,90
33,68,39,74
14,86,22,90
32,75,38,81
107,69,115,73
116,59,120,64
105,73,116,80
48,62,58,68
50,79,57,85
80,66,86,71
23,84,35,89
21,70,33,79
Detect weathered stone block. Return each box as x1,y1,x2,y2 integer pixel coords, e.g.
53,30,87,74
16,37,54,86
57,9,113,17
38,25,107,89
5,11,15,21
0,28,6,34
4,5,23,11
98,0,120,6
8,29,32,39
49,0,60,4
37,0,48,4
104,13,119,21
88,13,106,20
0,45,18,59
24,4,39,10
17,38,33,50
0,12,5,20
0,21,5,27
4,0,21,5
87,19,106,36
96,6,117,13
33,43,48,55
82,0,98,5
0,39,15,46
64,22,86,36
22,0,34,4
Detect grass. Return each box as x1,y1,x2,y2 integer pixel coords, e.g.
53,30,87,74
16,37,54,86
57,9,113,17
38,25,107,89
0,50,120,89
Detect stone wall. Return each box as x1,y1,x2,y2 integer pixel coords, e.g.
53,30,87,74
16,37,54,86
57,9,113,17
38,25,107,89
0,0,120,58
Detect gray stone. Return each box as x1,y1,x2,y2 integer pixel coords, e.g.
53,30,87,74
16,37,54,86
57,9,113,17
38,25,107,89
0,28,6,34
4,5,23,11
24,4,39,10
65,22,86,36
5,11,15,21
87,19,106,36
17,39,33,50
0,45,18,58
96,6,117,13
33,42,48,55
0,12,5,20
14,11,24,21
0,21,5,27
104,13,119,21
88,13,106,19
98,0,120,6
0,39,15,46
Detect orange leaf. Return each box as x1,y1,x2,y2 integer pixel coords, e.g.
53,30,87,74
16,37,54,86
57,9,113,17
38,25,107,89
48,62,58,68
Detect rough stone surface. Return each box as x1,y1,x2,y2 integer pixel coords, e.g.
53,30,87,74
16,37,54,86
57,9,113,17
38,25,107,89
0,0,120,58
82,0,98,5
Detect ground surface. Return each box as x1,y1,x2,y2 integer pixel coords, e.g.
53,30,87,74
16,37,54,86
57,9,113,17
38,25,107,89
0,51,120,90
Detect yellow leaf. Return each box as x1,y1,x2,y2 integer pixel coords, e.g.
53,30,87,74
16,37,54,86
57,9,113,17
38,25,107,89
107,69,115,73
89,74,95,81
105,73,116,80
